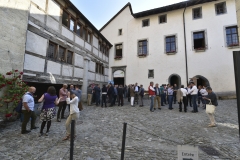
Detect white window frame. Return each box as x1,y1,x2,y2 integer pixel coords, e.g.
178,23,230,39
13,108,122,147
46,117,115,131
215,2,227,15
192,7,202,20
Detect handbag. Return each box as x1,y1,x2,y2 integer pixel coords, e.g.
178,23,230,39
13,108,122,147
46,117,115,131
206,100,215,114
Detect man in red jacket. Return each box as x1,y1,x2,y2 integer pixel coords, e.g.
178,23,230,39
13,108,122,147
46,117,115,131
148,82,155,112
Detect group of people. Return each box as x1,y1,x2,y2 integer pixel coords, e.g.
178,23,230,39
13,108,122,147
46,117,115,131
87,83,145,107
21,84,82,140
148,81,218,127
20,80,218,137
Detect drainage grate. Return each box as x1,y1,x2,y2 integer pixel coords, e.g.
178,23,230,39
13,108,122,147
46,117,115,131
199,146,222,156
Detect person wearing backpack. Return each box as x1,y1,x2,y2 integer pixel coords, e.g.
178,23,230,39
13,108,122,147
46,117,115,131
21,87,38,134
139,85,144,107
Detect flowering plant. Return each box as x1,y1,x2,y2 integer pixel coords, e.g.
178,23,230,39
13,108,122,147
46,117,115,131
138,54,147,57
0,70,28,117
228,43,239,47
194,47,206,50
114,56,122,59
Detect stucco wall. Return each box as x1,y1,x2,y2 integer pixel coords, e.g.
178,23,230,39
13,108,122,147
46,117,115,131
0,0,30,74
101,0,237,93
236,0,240,39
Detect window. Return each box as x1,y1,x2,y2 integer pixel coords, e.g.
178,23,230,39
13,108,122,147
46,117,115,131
95,63,98,73
106,48,109,57
226,26,239,47
119,29,122,35
193,31,205,50
87,32,91,43
166,36,176,53
159,15,167,23
58,46,66,62
138,40,148,56
215,2,227,15
67,51,73,64
102,66,104,75
82,28,86,40
148,70,154,78
142,19,149,27
62,10,69,27
47,42,56,59
99,42,102,52
115,44,123,58
193,7,202,19
70,19,75,31
76,24,81,37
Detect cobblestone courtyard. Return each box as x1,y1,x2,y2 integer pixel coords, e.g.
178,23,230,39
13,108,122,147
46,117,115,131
0,99,239,160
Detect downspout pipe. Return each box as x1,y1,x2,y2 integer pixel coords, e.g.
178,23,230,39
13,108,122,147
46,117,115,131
183,3,188,85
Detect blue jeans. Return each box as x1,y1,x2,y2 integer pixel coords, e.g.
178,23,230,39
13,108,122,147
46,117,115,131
192,94,198,112
150,96,154,111
168,95,173,109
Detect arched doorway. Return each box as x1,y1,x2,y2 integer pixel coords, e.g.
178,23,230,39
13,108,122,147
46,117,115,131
192,75,210,87
168,74,181,87
113,70,125,86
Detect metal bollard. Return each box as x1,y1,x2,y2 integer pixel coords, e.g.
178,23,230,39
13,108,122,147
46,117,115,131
121,122,127,160
70,120,75,160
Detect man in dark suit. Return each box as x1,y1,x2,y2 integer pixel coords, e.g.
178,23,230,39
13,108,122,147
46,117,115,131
94,84,101,106
117,85,124,106
107,83,114,107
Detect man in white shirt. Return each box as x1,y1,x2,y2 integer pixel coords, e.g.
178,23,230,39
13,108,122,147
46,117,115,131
63,91,80,140
134,83,139,104
21,87,38,134
189,82,198,113
200,86,208,109
180,85,188,112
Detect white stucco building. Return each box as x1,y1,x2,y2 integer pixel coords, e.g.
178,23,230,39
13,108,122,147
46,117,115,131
100,0,239,96
0,0,112,101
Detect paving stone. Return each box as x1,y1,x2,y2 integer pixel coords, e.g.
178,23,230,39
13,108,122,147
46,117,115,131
0,99,239,159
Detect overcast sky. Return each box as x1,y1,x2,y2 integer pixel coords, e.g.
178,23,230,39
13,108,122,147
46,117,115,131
70,0,184,29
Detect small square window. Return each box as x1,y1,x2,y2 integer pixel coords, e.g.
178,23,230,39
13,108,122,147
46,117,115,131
215,2,227,15
193,7,202,19
142,19,149,27
148,70,154,78
159,15,167,23
118,29,122,35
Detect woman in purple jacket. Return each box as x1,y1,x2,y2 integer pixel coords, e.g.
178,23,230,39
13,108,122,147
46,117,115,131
38,86,61,136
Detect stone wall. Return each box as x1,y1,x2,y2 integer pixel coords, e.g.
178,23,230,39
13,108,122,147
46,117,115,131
0,0,30,74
